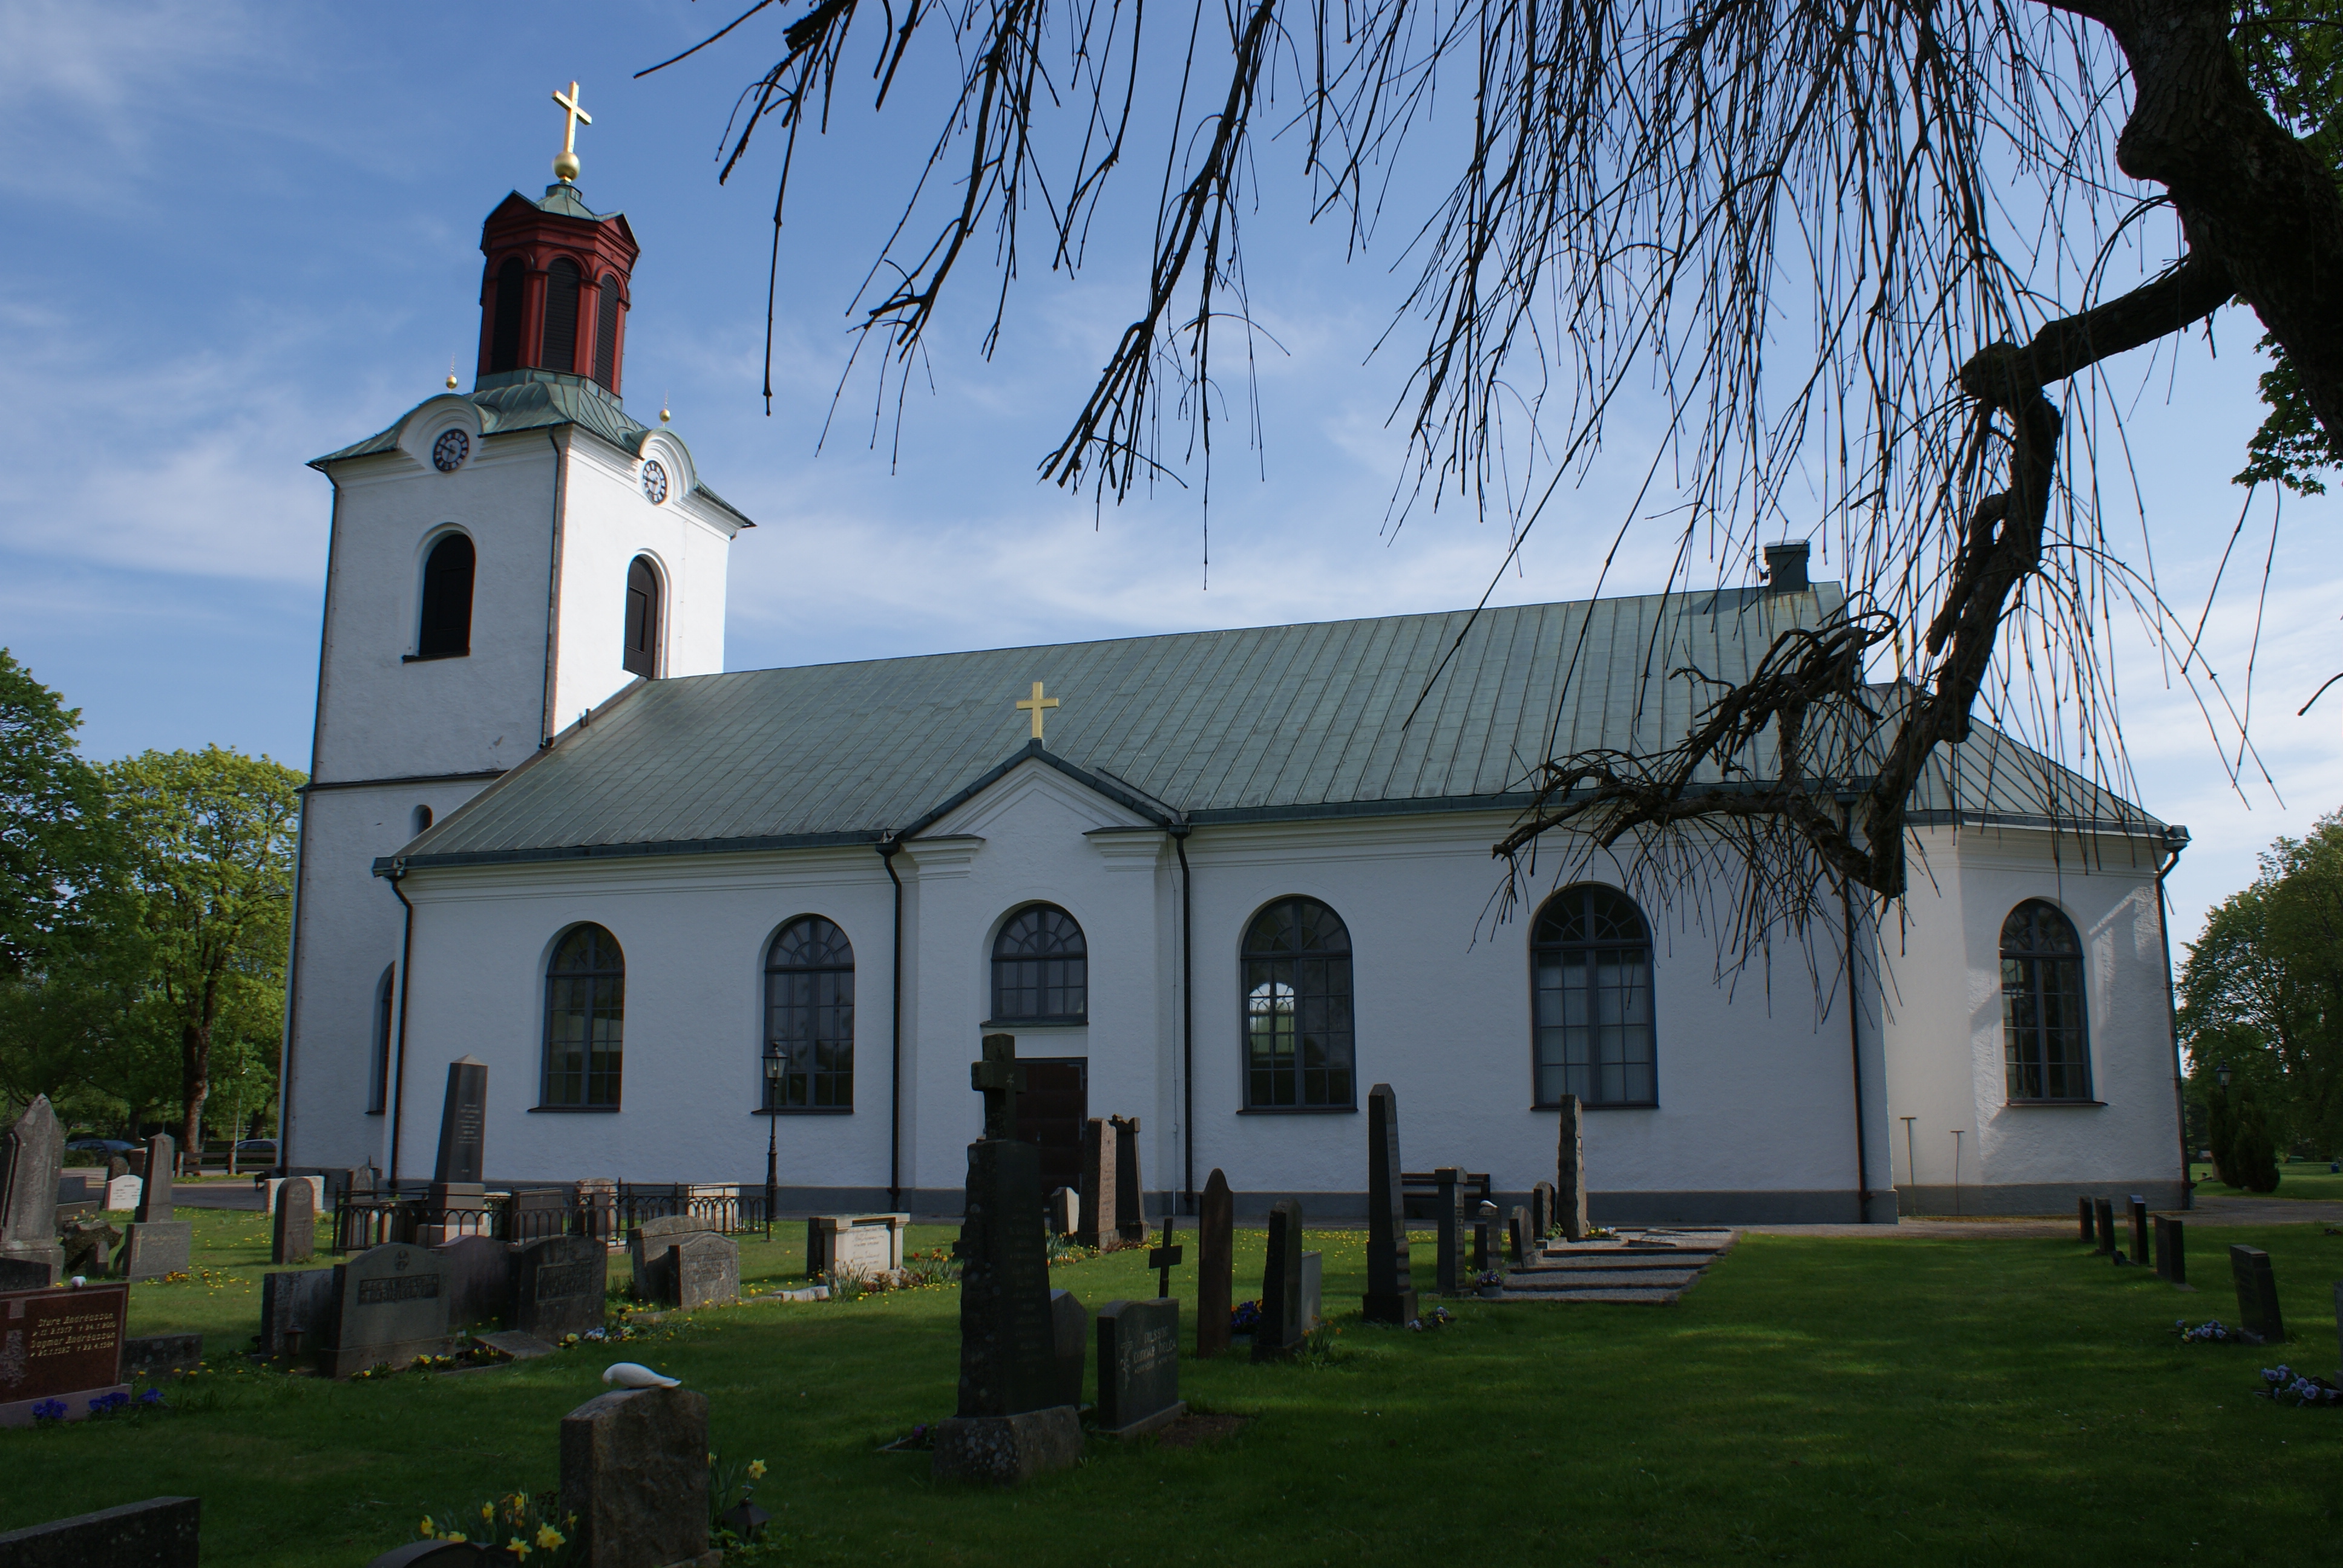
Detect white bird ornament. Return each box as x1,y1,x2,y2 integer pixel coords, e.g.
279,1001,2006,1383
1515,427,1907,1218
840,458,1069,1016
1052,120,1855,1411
602,1362,680,1389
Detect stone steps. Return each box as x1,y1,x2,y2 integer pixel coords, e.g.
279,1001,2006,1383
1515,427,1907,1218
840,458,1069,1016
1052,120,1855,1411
1493,1227,1735,1304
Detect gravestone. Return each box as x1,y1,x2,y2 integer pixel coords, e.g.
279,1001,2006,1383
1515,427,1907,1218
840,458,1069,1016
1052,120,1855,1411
629,1214,714,1301
59,1217,119,1277
1556,1093,1590,1241
2092,1198,2115,1256
1299,1250,1322,1332
1363,1084,1418,1325
1196,1168,1234,1357
1507,1206,1530,1265
272,1178,316,1265
117,1133,189,1282
575,1178,618,1244
510,1233,606,1339
1531,1180,1556,1241
422,1058,489,1244
432,1235,515,1327
1049,1288,1086,1408
2152,1214,2187,1285
2128,1195,2150,1269
1253,1199,1305,1362
1046,1186,1078,1238
1110,1113,1147,1243
261,1175,326,1223
1096,1298,1183,1436
2229,1244,2284,1342
672,1232,739,1310
322,1243,453,1377
934,1033,1081,1485
133,1135,173,1223
1434,1168,1463,1295
0,1497,200,1566
0,1097,67,1286
1472,1199,1498,1273
508,1186,569,1243
0,1281,129,1426
1075,1117,1119,1249
806,1213,909,1280
260,1268,338,1357
103,1175,142,1211
122,1333,202,1376
105,1154,129,1182
2077,1197,2095,1244
2334,1281,2342,1380
560,1385,714,1568
0,1256,50,1293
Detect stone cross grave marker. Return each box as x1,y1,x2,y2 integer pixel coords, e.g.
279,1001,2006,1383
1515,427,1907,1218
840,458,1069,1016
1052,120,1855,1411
672,1232,739,1310
1434,1168,1463,1295
0,1281,129,1427
511,1233,606,1339
1556,1093,1590,1241
2229,1244,2284,1342
1148,1214,1182,1299
2128,1196,2150,1268
560,1385,712,1568
1363,1084,1417,1325
1253,1198,1305,1362
1111,1114,1147,1243
272,1178,315,1266
323,1243,453,1378
1075,1117,1118,1249
1049,1288,1086,1408
1196,1168,1233,1357
1096,1297,1183,1437
2152,1215,2186,1285
2093,1198,2115,1256
2077,1197,2095,1244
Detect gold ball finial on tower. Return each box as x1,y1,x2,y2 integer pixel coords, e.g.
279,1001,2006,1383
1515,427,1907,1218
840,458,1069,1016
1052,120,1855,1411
551,81,591,185
660,394,671,425
446,354,459,391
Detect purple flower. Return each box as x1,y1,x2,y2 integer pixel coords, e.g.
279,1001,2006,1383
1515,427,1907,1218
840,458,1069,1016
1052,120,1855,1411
30,1399,67,1422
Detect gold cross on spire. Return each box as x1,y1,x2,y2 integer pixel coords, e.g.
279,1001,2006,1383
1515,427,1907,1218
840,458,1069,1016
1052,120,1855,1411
551,81,592,183
1015,681,1060,742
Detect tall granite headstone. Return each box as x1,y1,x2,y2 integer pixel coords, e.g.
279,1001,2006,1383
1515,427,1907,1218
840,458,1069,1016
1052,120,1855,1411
133,1135,174,1223
1075,1118,1119,1249
1253,1199,1305,1362
118,1134,190,1281
560,1385,713,1568
1362,1084,1417,1325
1434,1167,1463,1295
1096,1298,1183,1436
934,1033,1082,1485
1110,1114,1147,1243
1556,1094,1589,1241
424,1057,489,1243
2229,1244,2284,1342
2093,1198,2116,1256
510,1233,607,1339
272,1178,316,1266
1196,1168,1234,1357
322,1243,453,1378
2128,1195,2151,1269
2153,1214,2186,1284
1,1097,67,1287
2077,1197,2096,1244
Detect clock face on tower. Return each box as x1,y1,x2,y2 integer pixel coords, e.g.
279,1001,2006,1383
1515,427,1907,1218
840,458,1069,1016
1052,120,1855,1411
641,459,669,505
431,428,470,473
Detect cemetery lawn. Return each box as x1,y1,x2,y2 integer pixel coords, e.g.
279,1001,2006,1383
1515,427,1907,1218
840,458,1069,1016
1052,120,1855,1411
2189,1161,2343,1200
5,1217,2340,1566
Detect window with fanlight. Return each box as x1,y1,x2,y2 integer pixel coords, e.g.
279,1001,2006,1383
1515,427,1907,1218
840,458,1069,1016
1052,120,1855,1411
764,916,854,1110
991,905,1087,1022
542,924,624,1108
1530,884,1657,1106
2001,899,2091,1101
1241,897,1355,1109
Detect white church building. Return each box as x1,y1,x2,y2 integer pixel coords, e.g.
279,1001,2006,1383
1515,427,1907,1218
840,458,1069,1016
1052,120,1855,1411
280,148,2191,1223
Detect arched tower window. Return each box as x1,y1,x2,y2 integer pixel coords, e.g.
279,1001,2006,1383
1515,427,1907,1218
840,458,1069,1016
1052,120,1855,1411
1241,897,1355,1109
594,275,622,390
542,924,624,1108
765,917,854,1109
1531,884,1656,1106
488,258,526,374
367,964,395,1115
416,533,474,659
542,258,582,374
410,805,433,836
2001,900,2090,1101
992,905,1087,1022
623,556,661,677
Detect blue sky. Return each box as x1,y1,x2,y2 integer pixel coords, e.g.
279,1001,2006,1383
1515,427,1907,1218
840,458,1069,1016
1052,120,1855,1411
4,0,2339,949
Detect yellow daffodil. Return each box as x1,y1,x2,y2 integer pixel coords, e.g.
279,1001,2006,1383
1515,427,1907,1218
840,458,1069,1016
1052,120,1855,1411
419,1518,436,1538
536,1524,566,1549
747,1460,767,1479
481,1504,494,1521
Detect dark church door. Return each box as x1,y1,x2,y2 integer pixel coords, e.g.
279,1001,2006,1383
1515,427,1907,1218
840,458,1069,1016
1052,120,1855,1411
1015,1057,1087,1195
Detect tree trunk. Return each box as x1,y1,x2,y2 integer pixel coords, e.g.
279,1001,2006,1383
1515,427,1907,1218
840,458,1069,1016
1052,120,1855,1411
180,1020,210,1172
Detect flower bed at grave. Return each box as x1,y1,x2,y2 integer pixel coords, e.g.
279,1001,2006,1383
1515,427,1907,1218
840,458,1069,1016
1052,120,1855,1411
2259,1367,2343,1407
2174,1319,2246,1343
27,1388,167,1425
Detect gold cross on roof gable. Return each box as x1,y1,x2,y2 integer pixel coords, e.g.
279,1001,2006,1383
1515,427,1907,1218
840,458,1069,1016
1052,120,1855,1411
1015,681,1060,741
551,81,592,183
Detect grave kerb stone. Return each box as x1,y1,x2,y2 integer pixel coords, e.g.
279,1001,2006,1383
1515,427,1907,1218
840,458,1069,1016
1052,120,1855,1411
0,1496,200,1567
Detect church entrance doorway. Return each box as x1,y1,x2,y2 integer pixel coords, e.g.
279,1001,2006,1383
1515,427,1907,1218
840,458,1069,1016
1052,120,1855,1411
1015,1057,1087,1195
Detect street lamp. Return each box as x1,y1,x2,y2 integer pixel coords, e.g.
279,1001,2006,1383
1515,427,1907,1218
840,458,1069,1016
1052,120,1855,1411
2215,1060,2232,1089
762,1045,785,1241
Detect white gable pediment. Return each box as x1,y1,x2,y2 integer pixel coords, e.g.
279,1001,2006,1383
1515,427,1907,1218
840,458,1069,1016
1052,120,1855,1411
920,756,1155,842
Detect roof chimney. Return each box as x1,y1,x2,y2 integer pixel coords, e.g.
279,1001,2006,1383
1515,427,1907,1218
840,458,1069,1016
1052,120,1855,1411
1763,541,1810,594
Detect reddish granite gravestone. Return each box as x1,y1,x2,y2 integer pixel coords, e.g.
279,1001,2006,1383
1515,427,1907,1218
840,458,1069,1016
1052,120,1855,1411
1195,1169,1234,1357
1075,1118,1119,1249
0,1281,129,1426
1555,1095,1590,1242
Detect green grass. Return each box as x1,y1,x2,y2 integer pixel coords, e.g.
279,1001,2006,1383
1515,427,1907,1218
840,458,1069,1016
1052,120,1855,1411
2189,1162,2343,1201
10,1217,2343,1565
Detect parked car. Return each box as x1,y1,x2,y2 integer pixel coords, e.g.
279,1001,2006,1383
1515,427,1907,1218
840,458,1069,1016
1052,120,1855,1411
66,1138,136,1155
235,1138,278,1159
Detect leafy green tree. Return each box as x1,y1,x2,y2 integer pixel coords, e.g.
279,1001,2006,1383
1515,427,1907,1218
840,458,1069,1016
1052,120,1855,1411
103,748,301,1158
0,650,116,979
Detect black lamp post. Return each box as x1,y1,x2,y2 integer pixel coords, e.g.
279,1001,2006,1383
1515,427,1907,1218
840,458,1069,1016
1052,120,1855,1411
762,1045,785,1241
2215,1060,2232,1089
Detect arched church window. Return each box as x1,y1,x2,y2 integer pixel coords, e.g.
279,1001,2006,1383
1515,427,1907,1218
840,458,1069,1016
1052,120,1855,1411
1241,897,1355,1109
992,905,1087,1022
411,805,433,836
488,258,525,374
623,557,660,677
594,275,622,389
1531,884,1656,1106
764,917,854,1110
367,964,394,1115
416,532,474,659
542,258,582,374
2001,899,2091,1101
542,924,624,1108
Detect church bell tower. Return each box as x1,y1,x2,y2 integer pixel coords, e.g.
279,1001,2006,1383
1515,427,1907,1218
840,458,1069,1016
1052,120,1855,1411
280,85,755,1174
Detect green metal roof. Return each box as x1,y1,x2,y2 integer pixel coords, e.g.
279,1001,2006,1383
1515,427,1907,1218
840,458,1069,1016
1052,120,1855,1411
384,585,2159,873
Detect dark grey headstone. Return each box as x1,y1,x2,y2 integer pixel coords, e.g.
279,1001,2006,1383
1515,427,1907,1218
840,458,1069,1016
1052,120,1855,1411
105,1156,129,1183
1434,1167,1462,1295
511,1234,606,1339
122,1333,202,1375
2128,1196,2149,1269
956,1134,1058,1416
1196,1169,1233,1358
1096,1297,1181,1434
1472,1199,1498,1273
59,1216,119,1277
2093,1198,2115,1255
2153,1215,2186,1284
1299,1250,1322,1331
1507,1206,1530,1264
560,1386,710,1568
324,1243,453,1378
272,1178,316,1265
117,1221,191,1281
1254,1198,1304,1362
431,1235,514,1328
0,1096,66,1281
1110,1114,1146,1243
0,1255,56,1292
1531,1180,1556,1241
1363,1084,1417,1325
1049,1288,1086,1408
2078,1197,2095,1244
261,1267,338,1357
1556,1094,1589,1241
1075,1117,1118,1249
672,1232,739,1310
433,1057,489,1186
930,1405,1083,1486
2229,1244,2284,1342
0,1496,199,1567
628,1214,713,1301
133,1135,174,1224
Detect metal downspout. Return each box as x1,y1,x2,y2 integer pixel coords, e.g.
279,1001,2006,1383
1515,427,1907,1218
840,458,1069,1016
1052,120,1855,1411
1842,882,1873,1222
2156,825,2192,1208
880,837,905,1210
386,866,417,1185
1173,821,1194,1214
